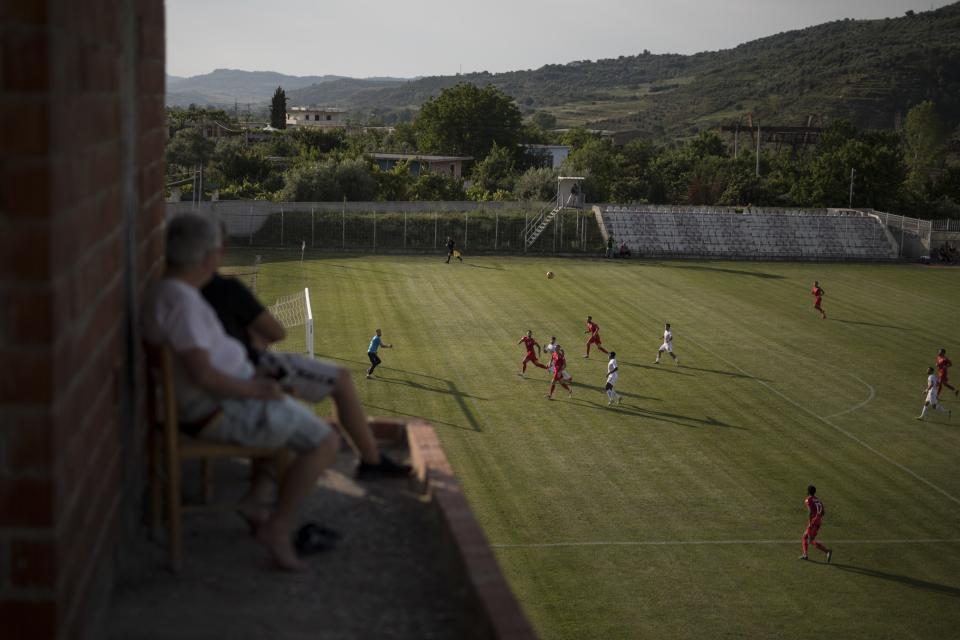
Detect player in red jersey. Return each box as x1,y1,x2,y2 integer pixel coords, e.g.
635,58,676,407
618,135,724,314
583,315,609,358
547,346,573,400
811,281,826,320
517,330,548,376
800,485,832,562
936,348,958,397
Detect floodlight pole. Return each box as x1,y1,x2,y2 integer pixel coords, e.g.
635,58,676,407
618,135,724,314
755,124,760,177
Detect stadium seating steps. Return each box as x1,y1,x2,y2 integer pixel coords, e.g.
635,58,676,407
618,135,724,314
602,206,897,260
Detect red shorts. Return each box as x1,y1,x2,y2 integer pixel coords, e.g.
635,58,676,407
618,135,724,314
522,352,539,364
552,370,566,382
804,522,821,541
814,299,822,309
588,334,602,345
938,371,949,384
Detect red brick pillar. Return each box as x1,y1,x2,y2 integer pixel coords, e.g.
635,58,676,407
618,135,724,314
0,1,166,638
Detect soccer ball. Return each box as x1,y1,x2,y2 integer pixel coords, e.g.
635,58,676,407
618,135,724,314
546,271,555,279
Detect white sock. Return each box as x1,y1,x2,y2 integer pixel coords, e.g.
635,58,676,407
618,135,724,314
606,389,614,401
920,405,929,417
936,403,949,414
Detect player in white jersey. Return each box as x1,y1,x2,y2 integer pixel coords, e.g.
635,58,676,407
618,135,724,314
605,352,621,406
654,323,679,365
545,336,572,381
918,366,951,420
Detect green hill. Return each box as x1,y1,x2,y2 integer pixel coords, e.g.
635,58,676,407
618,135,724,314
286,4,960,138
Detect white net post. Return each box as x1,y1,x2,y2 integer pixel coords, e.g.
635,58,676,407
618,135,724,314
270,287,314,357
303,287,314,358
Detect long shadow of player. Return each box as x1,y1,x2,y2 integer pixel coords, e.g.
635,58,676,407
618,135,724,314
567,380,661,402
570,398,746,430
618,361,695,377
678,365,771,382
646,262,785,279
831,318,910,331
466,263,506,271
371,375,488,402
830,563,960,598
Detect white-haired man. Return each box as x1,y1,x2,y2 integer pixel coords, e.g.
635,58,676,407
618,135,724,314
144,213,337,571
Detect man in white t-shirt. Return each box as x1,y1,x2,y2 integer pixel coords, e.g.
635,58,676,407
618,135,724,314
917,366,951,420
605,351,621,406
143,213,338,572
654,322,679,365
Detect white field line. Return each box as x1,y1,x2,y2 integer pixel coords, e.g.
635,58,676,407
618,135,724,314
685,335,960,507
492,538,960,549
821,371,876,419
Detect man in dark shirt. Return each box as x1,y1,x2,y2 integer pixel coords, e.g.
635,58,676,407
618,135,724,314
202,272,284,364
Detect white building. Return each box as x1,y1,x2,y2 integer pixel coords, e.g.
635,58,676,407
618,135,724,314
523,144,571,169
286,106,347,129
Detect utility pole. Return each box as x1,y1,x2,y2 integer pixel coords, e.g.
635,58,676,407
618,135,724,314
848,167,855,208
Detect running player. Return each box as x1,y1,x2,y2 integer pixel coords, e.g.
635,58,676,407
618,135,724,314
547,346,573,400
935,348,958,397
811,281,826,320
583,315,609,358
800,485,832,562
544,336,572,382
605,351,621,406
517,330,548,376
918,366,952,420
654,323,679,365
366,328,393,379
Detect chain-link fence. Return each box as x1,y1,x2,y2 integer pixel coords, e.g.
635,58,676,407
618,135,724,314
168,201,606,255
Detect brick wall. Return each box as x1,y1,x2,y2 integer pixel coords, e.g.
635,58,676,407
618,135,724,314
0,1,166,638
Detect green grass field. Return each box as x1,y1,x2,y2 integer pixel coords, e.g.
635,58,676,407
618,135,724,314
234,250,960,640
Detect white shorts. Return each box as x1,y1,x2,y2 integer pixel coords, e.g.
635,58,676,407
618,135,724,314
926,390,939,406
259,352,339,403
659,342,672,353
190,358,334,453
606,373,618,385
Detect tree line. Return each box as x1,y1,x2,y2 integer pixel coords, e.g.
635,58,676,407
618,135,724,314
167,84,960,219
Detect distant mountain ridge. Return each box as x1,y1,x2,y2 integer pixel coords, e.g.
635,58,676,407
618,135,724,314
165,68,408,107
168,3,960,140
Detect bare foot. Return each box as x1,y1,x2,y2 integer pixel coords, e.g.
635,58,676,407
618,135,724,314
257,521,307,572
237,501,271,534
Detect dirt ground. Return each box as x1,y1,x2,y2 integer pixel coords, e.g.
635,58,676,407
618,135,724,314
107,448,488,640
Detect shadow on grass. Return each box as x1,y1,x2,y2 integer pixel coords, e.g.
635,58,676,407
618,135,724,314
619,361,695,377
569,398,746,430
677,364,770,382
831,563,960,598
831,317,910,331
362,403,481,433
566,380,661,402
646,262,785,279
465,262,506,271
369,375,488,402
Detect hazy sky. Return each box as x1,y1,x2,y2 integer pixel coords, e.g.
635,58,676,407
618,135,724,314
166,0,954,78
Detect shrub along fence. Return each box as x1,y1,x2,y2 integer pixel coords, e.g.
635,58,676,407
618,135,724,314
167,201,606,255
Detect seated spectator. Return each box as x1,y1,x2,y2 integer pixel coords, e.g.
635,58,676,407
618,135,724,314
144,212,338,572
618,241,632,258
201,245,409,484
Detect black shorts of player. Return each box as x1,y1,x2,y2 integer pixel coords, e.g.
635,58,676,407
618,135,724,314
367,351,382,373
604,382,614,391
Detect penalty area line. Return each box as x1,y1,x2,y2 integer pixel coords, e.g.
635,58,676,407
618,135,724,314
491,538,960,549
